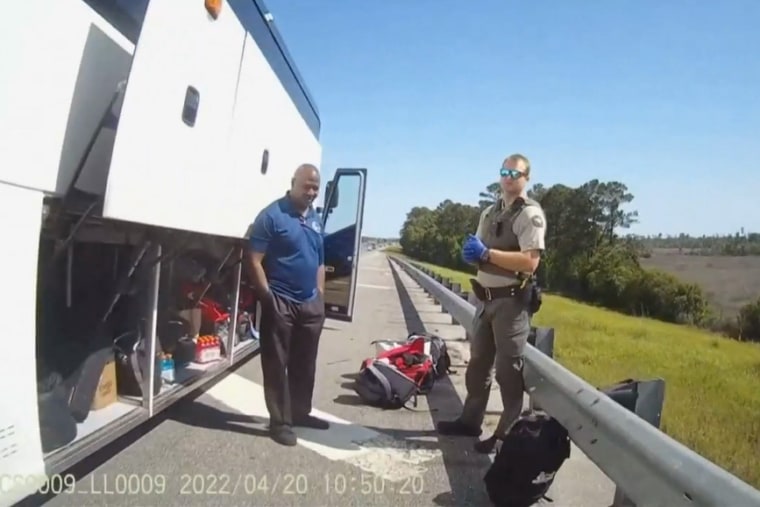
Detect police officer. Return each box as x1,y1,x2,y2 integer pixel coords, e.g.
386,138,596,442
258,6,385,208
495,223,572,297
247,164,329,446
436,153,546,453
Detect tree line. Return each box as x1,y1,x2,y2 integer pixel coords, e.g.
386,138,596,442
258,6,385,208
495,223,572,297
399,179,760,342
635,232,760,257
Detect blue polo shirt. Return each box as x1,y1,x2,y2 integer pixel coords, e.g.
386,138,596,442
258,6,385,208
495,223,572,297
249,195,324,302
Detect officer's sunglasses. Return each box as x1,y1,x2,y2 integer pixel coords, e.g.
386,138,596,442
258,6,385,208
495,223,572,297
500,168,524,180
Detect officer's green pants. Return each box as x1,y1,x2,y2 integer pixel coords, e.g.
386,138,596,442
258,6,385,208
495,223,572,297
460,295,530,436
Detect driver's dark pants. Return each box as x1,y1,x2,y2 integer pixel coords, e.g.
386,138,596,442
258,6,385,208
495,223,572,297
259,291,325,428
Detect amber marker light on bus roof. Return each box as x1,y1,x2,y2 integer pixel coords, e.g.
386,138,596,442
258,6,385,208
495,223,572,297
205,0,222,19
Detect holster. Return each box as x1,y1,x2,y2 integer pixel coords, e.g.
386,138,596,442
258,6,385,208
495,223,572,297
528,284,542,314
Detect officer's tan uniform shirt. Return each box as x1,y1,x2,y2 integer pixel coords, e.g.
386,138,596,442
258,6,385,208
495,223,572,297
475,201,546,288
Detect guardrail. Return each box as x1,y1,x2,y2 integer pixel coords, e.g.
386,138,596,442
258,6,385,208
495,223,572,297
388,255,760,507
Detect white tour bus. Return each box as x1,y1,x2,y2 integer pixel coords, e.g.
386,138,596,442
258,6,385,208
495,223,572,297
0,0,367,503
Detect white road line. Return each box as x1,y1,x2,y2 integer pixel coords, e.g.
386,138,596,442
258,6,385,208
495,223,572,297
357,283,394,290
204,373,441,482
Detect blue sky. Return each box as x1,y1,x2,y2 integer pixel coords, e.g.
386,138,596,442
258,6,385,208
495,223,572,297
266,0,760,239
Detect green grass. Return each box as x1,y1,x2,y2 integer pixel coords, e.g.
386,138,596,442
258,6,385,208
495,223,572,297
388,252,760,488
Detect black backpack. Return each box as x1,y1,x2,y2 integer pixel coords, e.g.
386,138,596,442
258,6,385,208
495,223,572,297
353,360,420,410
483,411,571,507
406,332,452,377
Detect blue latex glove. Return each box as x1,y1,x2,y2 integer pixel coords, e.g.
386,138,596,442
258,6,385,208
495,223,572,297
462,234,488,264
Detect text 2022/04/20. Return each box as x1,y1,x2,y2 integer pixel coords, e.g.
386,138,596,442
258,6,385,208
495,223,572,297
2,473,425,497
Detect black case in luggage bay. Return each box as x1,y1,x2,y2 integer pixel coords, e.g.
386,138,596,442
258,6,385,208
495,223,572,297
158,318,188,354
172,337,196,366
113,330,161,398
37,371,78,453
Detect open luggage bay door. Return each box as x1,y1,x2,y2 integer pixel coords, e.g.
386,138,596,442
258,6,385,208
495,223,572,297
320,169,368,322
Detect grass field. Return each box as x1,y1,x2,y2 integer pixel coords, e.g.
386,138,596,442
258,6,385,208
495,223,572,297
384,247,760,488
640,249,760,317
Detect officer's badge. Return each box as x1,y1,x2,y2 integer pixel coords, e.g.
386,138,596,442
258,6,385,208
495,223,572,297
311,221,321,233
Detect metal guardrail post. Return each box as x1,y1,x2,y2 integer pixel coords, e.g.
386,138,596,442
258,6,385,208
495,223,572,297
420,267,431,294
449,282,461,322
440,278,451,313
431,274,441,305
527,326,555,411
604,378,667,507
387,254,760,507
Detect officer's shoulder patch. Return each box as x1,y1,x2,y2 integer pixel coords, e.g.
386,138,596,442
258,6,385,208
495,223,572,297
520,204,545,228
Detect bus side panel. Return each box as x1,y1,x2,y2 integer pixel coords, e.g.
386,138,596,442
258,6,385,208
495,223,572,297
223,34,282,218
102,1,321,238
102,1,245,237
0,184,46,505
252,33,323,211
225,33,322,233
0,2,134,195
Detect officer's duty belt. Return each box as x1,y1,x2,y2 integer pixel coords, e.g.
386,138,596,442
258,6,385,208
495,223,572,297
469,278,525,302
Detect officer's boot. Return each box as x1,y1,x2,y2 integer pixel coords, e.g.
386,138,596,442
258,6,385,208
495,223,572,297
436,419,482,437
473,434,498,454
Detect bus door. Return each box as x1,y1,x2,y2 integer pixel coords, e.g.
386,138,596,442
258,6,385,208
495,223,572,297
320,169,368,322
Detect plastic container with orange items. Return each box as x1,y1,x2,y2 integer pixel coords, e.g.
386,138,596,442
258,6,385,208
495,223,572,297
194,335,222,364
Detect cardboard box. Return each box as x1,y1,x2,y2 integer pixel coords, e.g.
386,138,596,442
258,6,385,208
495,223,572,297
91,360,117,410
